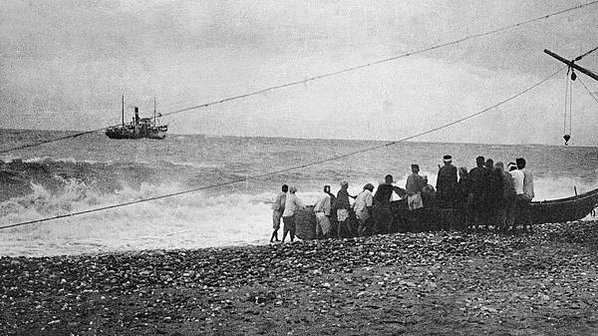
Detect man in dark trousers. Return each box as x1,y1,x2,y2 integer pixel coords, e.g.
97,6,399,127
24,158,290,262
270,184,288,242
436,154,458,209
406,164,425,232
485,158,503,229
336,181,356,238
468,156,491,229
373,174,406,234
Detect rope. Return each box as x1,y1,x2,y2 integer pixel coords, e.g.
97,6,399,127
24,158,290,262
135,1,598,121
0,67,565,231
1,1,596,155
0,129,102,154
578,76,598,105
569,77,573,136
574,46,598,62
563,73,569,134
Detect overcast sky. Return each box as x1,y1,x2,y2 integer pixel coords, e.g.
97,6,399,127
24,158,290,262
1,0,598,145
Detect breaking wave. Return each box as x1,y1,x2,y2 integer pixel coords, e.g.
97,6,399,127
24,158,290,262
1,157,597,257
0,180,276,257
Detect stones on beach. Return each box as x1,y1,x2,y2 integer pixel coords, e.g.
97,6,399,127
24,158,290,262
243,290,277,305
1,220,598,334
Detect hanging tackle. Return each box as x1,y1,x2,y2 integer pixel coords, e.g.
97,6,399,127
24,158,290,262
562,68,574,145
544,47,598,146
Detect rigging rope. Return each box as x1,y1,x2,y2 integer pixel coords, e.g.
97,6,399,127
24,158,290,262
0,67,566,231
563,70,569,135
561,44,598,145
577,76,598,105
574,45,598,62
158,0,594,121
570,76,573,140
0,1,596,155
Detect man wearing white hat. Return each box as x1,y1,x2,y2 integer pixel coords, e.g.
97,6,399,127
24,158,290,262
436,154,458,209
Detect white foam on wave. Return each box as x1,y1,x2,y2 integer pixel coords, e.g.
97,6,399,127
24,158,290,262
20,157,107,165
533,176,598,200
0,181,282,256
2,157,222,171
161,160,224,170
1,171,597,257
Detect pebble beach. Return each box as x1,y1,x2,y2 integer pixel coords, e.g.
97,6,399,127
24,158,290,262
2,221,598,335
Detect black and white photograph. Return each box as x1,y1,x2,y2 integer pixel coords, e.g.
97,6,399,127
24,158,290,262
1,1,598,335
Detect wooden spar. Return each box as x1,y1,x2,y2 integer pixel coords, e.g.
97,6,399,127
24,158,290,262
544,49,598,82
153,97,156,124
121,94,125,126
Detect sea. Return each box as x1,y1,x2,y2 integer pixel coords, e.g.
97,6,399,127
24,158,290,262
1,129,597,257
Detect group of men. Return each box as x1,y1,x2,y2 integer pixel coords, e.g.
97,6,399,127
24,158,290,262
270,185,306,243
309,178,405,239
270,175,407,242
270,154,535,242
414,154,535,231
457,156,535,231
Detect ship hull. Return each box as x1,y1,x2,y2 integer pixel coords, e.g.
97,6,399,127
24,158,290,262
105,125,168,140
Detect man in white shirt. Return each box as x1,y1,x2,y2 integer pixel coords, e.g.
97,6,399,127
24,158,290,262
282,186,305,243
508,162,524,230
518,158,535,201
313,185,332,239
509,162,525,196
270,184,288,243
353,183,374,236
508,160,532,231
517,157,534,231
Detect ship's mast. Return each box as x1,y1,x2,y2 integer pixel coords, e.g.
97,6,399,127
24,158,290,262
153,97,157,124
121,94,125,126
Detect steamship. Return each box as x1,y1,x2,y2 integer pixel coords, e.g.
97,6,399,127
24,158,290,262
105,95,168,139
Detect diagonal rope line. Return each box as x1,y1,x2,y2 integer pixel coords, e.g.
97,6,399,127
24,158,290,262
1,1,596,155
0,129,102,154
574,45,598,62
158,1,596,118
0,67,565,231
578,76,598,105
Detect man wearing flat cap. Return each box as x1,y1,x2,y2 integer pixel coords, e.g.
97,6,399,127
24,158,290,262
336,180,356,238
436,154,458,209
406,164,425,209
353,183,375,236
282,186,305,243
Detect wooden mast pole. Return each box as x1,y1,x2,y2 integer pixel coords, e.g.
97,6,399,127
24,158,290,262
121,94,125,126
544,49,598,82
153,97,157,124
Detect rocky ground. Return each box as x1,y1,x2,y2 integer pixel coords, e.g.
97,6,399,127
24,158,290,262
1,221,598,336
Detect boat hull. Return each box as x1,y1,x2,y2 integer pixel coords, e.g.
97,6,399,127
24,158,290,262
295,188,598,240
530,188,598,224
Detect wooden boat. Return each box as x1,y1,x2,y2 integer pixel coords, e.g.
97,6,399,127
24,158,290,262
105,96,168,140
295,188,598,240
295,49,598,240
530,188,598,224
